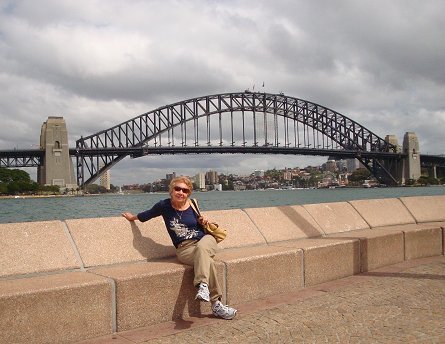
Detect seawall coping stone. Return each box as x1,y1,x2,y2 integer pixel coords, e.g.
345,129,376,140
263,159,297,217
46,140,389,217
400,195,445,223
215,245,303,305
303,201,370,234
349,198,416,228
271,237,360,286
90,259,223,331
0,220,80,278
243,205,324,242
0,271,113,344
327,228,405,272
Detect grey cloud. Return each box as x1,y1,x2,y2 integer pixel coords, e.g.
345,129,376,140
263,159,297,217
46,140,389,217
1,0,444,185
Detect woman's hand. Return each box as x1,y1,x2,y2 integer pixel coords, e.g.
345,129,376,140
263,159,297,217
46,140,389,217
122,212,138,221
198,215,209,226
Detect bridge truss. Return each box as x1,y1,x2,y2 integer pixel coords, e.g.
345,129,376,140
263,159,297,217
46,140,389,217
75,91,403,186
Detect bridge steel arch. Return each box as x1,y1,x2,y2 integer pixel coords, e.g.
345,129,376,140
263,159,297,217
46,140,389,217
75,91,401,186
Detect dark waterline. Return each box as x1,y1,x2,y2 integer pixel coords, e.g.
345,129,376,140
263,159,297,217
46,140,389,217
1,186,444,223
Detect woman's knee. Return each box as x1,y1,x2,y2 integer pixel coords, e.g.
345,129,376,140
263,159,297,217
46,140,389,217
196,237,217,255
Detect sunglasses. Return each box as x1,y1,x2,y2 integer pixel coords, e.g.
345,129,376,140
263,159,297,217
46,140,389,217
173,186,191,194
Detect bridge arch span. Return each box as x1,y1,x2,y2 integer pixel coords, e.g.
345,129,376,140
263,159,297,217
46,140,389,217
76,91,399,186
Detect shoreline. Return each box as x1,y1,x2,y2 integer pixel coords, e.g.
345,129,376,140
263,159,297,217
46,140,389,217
1,184,443,200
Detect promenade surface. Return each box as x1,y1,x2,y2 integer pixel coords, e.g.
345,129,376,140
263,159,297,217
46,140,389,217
80,255,445,344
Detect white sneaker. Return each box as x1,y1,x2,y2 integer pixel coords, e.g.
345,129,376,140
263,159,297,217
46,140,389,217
195,282,210,302
212,300,237,320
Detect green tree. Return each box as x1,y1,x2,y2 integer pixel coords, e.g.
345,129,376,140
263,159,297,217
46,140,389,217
348,168,372,183
0,168,37,195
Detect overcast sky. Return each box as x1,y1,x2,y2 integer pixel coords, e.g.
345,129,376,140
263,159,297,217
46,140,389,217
1,0,444,185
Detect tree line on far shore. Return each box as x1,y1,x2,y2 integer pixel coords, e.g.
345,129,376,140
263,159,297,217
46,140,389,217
0,167,442,196
0,168,118,196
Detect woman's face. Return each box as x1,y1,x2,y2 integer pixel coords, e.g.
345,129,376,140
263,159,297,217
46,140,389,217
171,182,191,203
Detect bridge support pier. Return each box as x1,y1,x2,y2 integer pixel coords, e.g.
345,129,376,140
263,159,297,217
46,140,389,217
37,117,77,189
402,132,421,184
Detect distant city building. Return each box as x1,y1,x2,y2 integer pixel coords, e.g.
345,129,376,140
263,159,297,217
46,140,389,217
213,184,223,191
282,170,292,181
346,158,360,172
336,159,347,172
99,162,111,190
206,170,218,184
325,160,338,172
195,172,206,189
166,172,176,181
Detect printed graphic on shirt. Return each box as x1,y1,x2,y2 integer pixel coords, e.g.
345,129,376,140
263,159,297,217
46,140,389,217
169,218,199,239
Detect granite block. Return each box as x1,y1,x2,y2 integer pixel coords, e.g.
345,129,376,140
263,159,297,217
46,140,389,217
0,272,112,344
215,246,303,305
272,238,360,286
303,202,370,234
200,209,267,249
66,216,175,267
328,228,404,272
0,220,80,277
244,205,324,242
349,198,416,228
91,259,224,331
386,224,443,260
400,195,445,223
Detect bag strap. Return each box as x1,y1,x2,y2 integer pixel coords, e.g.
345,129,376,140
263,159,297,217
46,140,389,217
189,198,201,216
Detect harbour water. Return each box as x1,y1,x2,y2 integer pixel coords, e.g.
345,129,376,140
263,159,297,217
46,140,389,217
1,186,444,224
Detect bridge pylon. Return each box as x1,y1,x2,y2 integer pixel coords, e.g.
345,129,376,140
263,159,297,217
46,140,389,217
402,132,421,184
37,117,77,189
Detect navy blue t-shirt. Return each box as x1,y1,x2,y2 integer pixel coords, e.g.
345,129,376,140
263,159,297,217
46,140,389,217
137,199,206,248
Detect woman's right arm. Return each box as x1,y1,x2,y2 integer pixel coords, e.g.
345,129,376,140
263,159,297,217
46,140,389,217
121,200,164,223
121,212,138,221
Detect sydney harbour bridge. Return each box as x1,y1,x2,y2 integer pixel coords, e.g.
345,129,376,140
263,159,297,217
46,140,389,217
1,91,444,187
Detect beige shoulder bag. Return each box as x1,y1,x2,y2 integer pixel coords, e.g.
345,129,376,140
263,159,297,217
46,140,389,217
190,198,227,243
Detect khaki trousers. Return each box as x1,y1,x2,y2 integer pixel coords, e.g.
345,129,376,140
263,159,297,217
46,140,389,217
175,234,222,302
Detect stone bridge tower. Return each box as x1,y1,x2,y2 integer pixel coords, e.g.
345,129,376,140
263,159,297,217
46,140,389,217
402,132,421,184
37,117,77,188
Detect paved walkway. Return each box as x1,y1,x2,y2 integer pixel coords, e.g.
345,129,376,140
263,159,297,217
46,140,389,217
80,256,445,343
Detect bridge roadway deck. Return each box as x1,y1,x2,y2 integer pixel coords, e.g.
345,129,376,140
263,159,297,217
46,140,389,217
79,255,445,344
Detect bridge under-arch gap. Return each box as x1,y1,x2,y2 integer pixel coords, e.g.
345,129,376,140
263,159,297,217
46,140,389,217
75,91,403,186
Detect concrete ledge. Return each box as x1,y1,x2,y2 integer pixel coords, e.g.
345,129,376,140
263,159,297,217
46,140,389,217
349,198,416,227
1,195,444,342
0,272,112,344
66,217,175,267
404,225,443,260
0,220,80,278
303,202,370,234
90,259,224,331
243,205,324,242
327,229,405,272
400,195,445,223
215,246,303,305
376,223,444,260
271,238,360,286
202,209,267,249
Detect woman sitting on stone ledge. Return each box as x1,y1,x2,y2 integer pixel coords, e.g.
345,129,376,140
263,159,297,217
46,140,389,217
122,176,237,320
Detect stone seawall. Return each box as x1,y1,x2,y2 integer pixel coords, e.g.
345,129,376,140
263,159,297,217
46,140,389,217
1,195,444,343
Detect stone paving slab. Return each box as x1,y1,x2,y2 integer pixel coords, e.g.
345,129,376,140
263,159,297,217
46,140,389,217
79,256,445,344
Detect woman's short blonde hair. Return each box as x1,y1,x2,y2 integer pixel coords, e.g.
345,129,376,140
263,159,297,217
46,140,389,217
168,176,193,194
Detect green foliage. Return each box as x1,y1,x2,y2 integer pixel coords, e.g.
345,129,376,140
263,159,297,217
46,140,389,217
0,168,36,195
264,168,282,180
83,184,108,194
0,167,60,195
348,168,372,182
417,176,439,186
